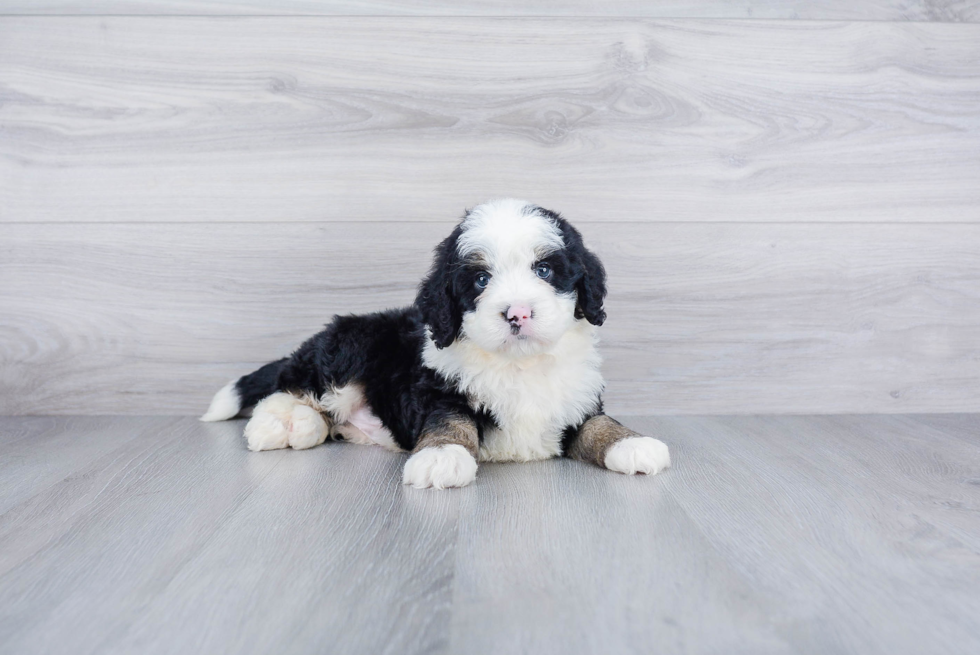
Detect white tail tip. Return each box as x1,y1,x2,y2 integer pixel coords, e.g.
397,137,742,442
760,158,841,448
200,381,241,422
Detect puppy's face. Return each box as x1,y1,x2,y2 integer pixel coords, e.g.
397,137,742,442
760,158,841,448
417,199,607,355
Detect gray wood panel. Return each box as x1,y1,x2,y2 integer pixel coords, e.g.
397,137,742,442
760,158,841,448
3,18,979,224
449,413,980,654
0,416,164,515
0,417,285,650
0,416,456,655
448,456,795,654
2,221,978,416
627,414,980,654
112,434,457,655
0,415,64,446
3,1,980,21
1,414,978,654
905,413,980,446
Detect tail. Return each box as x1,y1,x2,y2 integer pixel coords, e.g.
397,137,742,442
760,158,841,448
200,358,289,422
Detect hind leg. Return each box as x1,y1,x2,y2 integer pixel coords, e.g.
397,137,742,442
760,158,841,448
244,392,330,451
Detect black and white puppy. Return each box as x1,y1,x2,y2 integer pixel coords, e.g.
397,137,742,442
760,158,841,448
201,199,670,489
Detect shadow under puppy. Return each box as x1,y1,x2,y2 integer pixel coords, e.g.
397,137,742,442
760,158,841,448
202,199,670,489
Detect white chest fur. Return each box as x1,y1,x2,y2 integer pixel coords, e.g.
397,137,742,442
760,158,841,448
423,320,605,462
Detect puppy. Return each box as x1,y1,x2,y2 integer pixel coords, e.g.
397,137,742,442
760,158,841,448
201,199,670,489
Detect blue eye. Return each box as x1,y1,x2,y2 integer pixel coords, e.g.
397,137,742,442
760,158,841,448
475,272,491,289
534,263,552,279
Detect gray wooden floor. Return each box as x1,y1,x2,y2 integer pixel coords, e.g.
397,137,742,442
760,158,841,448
1,415,978,654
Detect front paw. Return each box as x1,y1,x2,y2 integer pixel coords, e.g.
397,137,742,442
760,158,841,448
403,444,478,489
604,436,671,476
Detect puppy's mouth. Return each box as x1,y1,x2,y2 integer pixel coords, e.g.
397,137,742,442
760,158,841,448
491,328,555,356
503,328,539,345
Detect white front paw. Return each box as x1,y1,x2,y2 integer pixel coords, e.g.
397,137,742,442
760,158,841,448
604,437,671,476
244,392,328,452
403,444,478,489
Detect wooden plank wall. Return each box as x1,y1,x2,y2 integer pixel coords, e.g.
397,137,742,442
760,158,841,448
2,3,979,416
5,2,980,20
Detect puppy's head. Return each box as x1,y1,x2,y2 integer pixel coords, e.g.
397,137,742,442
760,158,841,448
416,199,606,355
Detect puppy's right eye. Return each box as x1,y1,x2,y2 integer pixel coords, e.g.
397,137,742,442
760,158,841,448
474,272,491,290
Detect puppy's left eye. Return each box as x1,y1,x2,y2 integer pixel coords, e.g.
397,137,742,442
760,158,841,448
534,262,552,280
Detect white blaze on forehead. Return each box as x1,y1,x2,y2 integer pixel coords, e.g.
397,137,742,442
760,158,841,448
457,198,564,269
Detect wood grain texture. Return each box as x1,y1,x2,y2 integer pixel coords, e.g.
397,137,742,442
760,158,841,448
0,416,194,579
3,1,980,21
0,415,159,515
0,416,455,655
112,438,457,655
0,414,977,654
448,456,794,654
2,221,978,416
0,415,65,446
905,412,980,446
626,414,980,655
2,17,979,224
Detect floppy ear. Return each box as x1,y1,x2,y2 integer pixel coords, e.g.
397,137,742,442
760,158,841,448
541,209,608,326
554,217,607,326
415,226,463,348
574,244,607,326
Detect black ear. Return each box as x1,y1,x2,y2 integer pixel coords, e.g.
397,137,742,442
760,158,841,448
574,244,607,326
552,219,606,326
541,208,608,326
415,226,463,348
